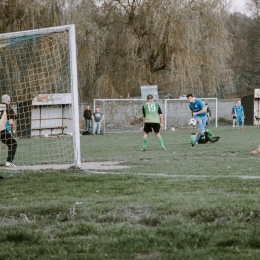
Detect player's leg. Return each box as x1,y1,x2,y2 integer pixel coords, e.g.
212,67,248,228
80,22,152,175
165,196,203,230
236,116,240,129
155,134,166,150
206,129,214,142
192,116,206,147
195,117,206,137
142,132,149,151
142,123,152,151
154,127,166,150
85,120,88,131
92,122,96,135
96,122,101,134
241,117,245,130
1,131,17,167
86,119,90,132
251,144,260,154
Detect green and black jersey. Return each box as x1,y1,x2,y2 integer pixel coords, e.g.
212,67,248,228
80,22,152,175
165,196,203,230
142,102,162,123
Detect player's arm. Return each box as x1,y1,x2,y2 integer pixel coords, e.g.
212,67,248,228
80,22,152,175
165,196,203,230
158,106,163,128
193,106,206,116
159,114,163,129
101,114,104,122
140,106,145,131
7,106,16,129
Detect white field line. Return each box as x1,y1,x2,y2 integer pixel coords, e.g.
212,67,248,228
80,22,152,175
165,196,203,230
84,170,260,179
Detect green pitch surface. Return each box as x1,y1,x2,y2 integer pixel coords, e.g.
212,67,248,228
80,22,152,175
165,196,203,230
1,126,260,259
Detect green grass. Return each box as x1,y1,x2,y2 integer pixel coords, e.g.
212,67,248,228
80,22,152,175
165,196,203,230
1,126,260,259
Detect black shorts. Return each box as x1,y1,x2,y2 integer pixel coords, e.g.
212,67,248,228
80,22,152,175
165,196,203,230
144,123,160,133
232,115,236,119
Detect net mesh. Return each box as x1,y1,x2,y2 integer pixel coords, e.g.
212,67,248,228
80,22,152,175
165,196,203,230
0,29,75,166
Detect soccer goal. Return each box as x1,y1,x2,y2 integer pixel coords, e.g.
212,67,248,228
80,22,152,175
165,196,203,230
164,98,218,129
93,98,217,133
0,25,81,168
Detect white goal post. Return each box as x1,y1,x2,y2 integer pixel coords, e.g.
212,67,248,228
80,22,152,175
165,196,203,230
93,98,218,133
0,25,81,168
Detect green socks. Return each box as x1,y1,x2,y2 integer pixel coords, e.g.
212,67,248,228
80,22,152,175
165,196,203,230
142,138,148,149
157,136,165,149
142,137,165,150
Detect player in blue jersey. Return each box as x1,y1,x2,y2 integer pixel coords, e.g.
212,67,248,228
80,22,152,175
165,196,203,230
186,93,207,147
234,100,245,130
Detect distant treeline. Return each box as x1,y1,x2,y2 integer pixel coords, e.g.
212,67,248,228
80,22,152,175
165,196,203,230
0,0,259,101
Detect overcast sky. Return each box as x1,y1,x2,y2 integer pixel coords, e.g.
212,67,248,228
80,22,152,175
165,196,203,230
231,0,247,13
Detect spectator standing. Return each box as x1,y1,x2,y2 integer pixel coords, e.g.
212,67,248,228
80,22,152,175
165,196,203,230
91,107,104,135
83,105,92,133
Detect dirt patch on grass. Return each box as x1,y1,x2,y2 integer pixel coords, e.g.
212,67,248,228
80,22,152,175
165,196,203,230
0,161,130,171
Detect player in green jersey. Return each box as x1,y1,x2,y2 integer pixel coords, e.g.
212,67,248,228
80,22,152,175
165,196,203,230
140,94,166,151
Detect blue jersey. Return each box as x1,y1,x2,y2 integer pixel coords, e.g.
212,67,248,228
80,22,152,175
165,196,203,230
234,105,244,116
231,105,236,115
5,121,11,133
189,99,207,117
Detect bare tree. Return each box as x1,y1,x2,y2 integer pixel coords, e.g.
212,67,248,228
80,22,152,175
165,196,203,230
227,0,260,97
0,0,235,100
67,0,233,99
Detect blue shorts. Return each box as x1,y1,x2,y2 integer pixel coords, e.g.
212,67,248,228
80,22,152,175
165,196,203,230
194,115,207,127
236,115,244,122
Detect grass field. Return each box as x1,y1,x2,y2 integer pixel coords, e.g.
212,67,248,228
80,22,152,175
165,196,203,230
1,126,260,259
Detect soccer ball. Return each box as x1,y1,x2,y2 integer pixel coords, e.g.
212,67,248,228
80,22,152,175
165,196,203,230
188,118,197,127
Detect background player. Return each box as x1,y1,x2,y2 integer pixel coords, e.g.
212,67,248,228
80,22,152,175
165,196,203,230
231,102,238,127
140,94,166,151
234,100,245,130
186,93,207,147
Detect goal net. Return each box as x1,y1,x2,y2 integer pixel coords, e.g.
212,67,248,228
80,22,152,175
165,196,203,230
93,98,218,133
0,25,81,168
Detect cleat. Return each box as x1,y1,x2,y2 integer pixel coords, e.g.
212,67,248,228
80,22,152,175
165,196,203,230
191,143,195,147
251,148,260,154
6,162,17,167
141,149,146,151
162,148,167,150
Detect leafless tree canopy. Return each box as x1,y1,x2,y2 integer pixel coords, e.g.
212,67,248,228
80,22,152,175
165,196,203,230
0,0,259,100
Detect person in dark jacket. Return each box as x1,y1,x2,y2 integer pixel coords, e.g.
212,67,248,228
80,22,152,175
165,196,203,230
83,105,92,133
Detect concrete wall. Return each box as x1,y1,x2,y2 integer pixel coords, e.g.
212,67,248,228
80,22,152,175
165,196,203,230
79,99,238,132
